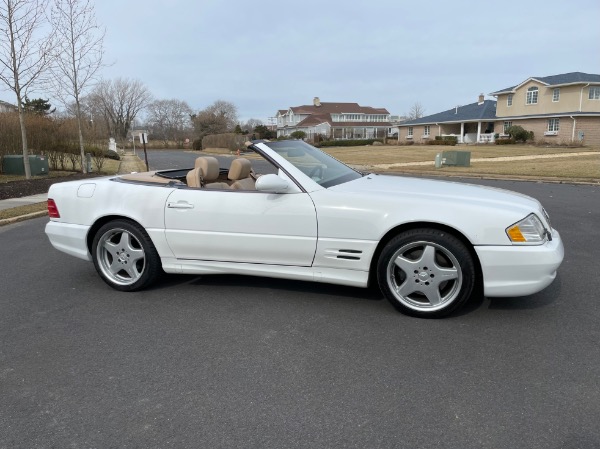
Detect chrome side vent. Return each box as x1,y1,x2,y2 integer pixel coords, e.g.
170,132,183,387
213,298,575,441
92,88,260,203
325,249,363,261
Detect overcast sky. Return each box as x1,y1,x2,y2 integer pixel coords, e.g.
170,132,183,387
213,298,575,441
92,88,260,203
2,0,600,122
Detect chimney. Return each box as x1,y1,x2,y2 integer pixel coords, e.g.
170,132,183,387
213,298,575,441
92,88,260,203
313,97,321,107
478,93,484,104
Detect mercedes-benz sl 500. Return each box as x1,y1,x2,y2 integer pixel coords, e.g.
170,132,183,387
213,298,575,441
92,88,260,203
45,140,564,317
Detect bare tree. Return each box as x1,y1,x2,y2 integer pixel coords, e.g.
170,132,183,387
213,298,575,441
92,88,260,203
146,99,193,147
0,0,54,178
192,99,238,139
238,118,263,133
50,0,105,173
89,78,152,140
406,102,426,120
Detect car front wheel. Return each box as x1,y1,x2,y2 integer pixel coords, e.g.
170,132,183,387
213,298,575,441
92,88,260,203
92,219,161,292
377,228,476,318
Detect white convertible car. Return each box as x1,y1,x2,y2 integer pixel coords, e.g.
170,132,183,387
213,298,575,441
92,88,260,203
46,140,564,317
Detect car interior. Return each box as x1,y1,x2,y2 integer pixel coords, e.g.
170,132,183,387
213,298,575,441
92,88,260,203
118,156,259,191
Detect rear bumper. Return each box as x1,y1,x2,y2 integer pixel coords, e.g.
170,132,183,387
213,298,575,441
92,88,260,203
45,221,91,261
475,229,564,297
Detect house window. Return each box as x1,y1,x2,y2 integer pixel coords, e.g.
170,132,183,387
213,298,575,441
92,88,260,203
507,94,513,107
548,118,560,133
552,88,560,102
503,121,512,133
407,127,413,137
589,87,600,100
526,87,538,105
424,125,430,137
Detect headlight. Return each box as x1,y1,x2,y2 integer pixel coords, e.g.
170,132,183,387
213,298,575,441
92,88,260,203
506,213,548,243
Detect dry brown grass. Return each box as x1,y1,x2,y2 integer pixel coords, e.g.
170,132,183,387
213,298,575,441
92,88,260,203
0,202,46,221
392,155,600,180
324,144,599,165
319,144,600,181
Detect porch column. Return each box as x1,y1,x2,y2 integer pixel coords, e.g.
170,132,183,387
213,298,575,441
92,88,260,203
477,121,482,143
460,122,464,143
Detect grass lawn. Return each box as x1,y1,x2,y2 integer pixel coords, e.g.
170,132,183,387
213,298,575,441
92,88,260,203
322,144,600,181
323,144,599,165
0,202,47,221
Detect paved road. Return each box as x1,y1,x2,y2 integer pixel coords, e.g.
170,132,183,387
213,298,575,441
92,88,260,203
1,161,599,448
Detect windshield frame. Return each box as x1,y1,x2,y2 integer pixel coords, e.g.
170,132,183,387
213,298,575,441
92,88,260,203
260,140,364,188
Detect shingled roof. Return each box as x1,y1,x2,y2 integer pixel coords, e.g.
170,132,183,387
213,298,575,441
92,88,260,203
490,72,600,95
289,102,389,115
399,100,497,126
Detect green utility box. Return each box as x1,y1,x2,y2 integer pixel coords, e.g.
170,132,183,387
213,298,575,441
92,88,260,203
2,155,49,176
442,151,471,167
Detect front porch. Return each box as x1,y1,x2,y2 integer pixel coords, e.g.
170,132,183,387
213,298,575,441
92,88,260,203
439,121,496,144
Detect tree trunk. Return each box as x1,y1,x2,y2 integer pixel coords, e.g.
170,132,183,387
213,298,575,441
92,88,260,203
75,98,87,173
16,97,32,179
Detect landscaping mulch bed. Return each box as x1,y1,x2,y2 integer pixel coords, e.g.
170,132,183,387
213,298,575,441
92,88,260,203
0,173,101,200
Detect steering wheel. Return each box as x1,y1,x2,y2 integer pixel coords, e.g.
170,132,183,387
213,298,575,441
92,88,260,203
307,165,324,180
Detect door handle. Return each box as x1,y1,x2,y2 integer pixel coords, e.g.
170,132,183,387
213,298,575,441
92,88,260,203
167,201,194,209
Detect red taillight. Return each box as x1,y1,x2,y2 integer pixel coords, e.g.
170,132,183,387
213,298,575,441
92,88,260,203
47,199,60,218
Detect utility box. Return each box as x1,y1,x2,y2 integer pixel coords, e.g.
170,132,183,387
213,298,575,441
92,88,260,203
442,151,471,167
2,155,49,176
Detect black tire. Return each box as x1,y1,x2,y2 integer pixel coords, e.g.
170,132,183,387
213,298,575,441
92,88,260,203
91,219,161,292
377,228,475,318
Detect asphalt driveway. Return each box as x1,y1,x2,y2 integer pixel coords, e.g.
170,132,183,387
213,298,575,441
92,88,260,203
1,172,598,449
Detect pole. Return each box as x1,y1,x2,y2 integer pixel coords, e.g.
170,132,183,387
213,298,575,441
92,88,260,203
142,133,149,171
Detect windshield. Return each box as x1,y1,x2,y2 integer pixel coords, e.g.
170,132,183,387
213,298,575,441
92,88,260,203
263,140,363,188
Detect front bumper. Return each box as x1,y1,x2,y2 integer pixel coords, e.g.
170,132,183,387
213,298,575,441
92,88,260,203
475,229,564,297
45,221,92,261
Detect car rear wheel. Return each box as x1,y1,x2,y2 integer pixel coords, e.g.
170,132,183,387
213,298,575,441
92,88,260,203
377,228,475,318
92,219,161,292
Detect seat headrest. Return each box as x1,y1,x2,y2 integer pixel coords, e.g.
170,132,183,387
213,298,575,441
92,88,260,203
194,157,220,181
228,158,252,181
186,167,203,188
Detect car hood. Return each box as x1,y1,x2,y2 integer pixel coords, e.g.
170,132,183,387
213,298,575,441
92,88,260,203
330,174,541,211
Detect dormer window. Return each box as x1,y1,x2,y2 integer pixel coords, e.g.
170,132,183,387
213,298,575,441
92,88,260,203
526,87,538,105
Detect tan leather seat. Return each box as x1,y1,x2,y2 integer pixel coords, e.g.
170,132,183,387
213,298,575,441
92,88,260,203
187,156,229,189
228,158,255,190
186,167,203,187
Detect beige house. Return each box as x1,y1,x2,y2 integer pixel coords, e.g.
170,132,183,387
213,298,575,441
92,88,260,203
396,95,498,144
490,72,600,145
276,98,393,140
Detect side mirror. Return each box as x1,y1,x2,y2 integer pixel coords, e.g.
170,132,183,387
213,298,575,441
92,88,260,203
255,174,289,193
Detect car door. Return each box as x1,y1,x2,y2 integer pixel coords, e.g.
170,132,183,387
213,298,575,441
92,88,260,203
164,187,318,266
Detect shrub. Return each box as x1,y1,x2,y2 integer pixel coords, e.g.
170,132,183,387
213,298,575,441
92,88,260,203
506,125,534,143
290,131,306,139
192,139,202,151
319,139,383,147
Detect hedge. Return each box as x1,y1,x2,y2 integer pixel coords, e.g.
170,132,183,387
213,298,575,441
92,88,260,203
495,138,516,145
201,133,247,151
319,139,383,147
429,139,457,146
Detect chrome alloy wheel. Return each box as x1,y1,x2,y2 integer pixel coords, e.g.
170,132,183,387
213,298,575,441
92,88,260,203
386,241,463,312
96,227,146,286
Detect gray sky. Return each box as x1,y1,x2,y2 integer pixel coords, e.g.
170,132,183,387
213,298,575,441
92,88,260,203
3,0,600,122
